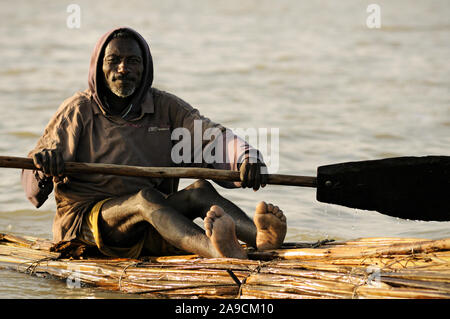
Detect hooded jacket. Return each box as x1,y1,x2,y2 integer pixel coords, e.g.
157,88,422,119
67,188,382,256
21,27,261,243
88,27,153,120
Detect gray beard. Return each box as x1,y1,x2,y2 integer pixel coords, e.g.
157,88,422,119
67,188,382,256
109,84,136,98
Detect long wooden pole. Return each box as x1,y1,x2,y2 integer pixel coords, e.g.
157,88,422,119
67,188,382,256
0,156,318,188
3,155,449,220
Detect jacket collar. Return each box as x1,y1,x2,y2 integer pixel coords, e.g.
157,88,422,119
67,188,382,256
92,89,154,118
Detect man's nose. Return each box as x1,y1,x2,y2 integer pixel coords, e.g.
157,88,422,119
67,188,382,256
117,60,129,73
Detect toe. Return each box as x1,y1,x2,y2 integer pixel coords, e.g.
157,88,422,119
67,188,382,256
255,201,267,213
210,205,224,216
204,218,213,237
206,210,216,219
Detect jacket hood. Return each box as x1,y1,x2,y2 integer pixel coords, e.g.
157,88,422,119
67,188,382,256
88,27,153,117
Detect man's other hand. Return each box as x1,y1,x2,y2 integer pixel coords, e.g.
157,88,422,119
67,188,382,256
239,158,268,191
32,149,65,178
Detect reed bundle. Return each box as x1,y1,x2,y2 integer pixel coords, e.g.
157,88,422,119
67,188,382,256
1,233,449,299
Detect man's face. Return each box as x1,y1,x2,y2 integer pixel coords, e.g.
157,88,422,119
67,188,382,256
102,37,144,98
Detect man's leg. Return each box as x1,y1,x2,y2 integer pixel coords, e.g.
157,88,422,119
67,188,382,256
165,179,258,247
165,179,287,251
97,187,247,259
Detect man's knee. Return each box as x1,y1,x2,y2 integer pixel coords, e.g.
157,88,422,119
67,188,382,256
187,179,217,193
182,179,220,208
135,187,166,210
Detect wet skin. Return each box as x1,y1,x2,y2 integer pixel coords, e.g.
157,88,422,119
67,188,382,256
98,179,256,258
97,179,286,258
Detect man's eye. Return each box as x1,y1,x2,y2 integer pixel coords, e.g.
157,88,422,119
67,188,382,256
106,57,119,64
128,58,141,64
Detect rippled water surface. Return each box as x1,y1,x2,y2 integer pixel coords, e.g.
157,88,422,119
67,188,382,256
0,0,449,298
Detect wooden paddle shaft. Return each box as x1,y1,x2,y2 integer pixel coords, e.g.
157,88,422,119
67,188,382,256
0,156,318,188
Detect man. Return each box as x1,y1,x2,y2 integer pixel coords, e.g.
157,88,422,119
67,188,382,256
22,27,286,259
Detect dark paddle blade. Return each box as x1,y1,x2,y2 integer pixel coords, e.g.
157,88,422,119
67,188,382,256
316,156,450,221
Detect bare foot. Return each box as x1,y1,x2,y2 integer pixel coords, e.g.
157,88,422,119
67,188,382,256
204,205,247,259
254,201,287,250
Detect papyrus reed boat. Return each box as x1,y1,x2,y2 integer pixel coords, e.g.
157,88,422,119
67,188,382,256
1,232,449,299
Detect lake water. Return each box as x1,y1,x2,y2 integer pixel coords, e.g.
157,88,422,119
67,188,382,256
0,0,449,298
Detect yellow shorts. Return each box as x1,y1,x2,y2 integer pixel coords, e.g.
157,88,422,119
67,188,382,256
79,199,182,259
